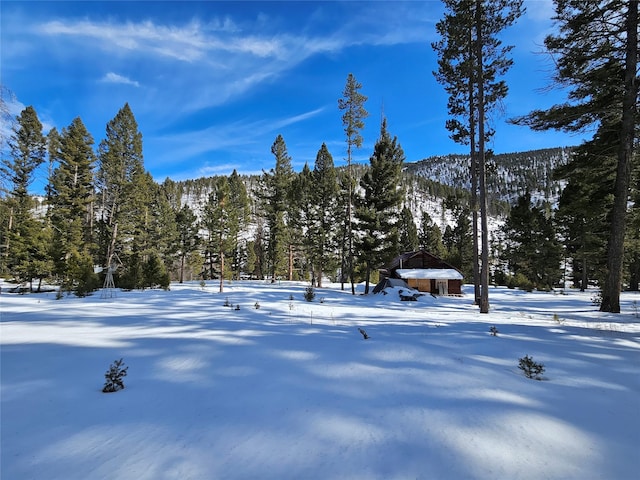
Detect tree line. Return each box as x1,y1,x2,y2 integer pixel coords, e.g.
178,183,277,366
0,1,637,313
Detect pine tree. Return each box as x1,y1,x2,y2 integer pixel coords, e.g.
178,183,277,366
446,207,474,280
554,143,613,290
227,170,251,280
96,103,144,270
419,212,446,258
512,0,638,312
47,117,97,292
142,251,169,290
355,119,405,294
627,164,640,290
338,73,368,294
174,204,200,283
398,206,419,253
290,163,314,281
502,193,563,290
0,106,48,288
433,0,524,312
204,176,236,292
260,135,294,281
310,143,339,287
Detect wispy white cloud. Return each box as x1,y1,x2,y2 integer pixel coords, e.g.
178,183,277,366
32,3,433,105
101,72,140,87
1,86,55,139
151,106,327,167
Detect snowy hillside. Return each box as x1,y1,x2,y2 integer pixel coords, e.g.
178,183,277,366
2,281,639,480
405,147,571,206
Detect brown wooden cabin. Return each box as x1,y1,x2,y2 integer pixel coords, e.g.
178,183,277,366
382,250,464,295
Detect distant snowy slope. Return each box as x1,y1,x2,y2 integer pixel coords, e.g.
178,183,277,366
405,147,572,206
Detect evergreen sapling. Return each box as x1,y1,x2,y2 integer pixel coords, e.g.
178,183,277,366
102,358,128,393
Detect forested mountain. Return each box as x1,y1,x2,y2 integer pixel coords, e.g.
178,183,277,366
405,147,571,207
169,147,566,231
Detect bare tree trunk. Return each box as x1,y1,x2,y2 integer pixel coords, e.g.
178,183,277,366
601,0,637,313
348,144,355,295
288,243,293,281
179,253,185,284
475,0,490,313
219,249,224,293
468,26,480,305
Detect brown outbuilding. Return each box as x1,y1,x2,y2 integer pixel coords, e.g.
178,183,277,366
381,250,464,295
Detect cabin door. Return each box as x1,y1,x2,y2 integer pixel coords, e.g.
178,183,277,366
436,279,448,295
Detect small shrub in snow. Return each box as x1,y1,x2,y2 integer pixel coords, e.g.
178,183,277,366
289,294,294,301
304,286,315,302
358,328,370,340
489,326,499,336
254,301,260,309
102,358,128,393
591,291,602,306
234,304,240,311
518,355,545,380
224,297,231,307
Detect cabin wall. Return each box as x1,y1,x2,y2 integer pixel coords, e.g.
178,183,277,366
406,278,432,292
407,278,462,295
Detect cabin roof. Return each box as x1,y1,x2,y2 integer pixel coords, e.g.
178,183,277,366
396,268,464,280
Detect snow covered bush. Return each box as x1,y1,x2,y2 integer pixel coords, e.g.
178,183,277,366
518,355,545,380
490,326,499,336
102,358,128,393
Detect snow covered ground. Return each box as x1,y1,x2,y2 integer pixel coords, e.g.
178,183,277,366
1,281,639,480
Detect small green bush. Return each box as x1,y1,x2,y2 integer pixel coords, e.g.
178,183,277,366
518,355,545,380
303,286,315,302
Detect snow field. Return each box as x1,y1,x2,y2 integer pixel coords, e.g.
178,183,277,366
1,282,639,479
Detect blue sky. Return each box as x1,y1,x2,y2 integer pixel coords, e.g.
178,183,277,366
2,0,588,191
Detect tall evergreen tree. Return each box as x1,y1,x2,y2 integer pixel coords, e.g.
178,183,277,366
626,159,640,290
291,163,314,281
433,0,524,312
338,73,368,294
228,170,251,280
0,106,48,288
47,117,98,293
419,212,446,258
137,173,177,284
502,193,563,290
260,135,294,281
310,143,339,287
512,0,638,312
204,175,243,292
174,204,200,283
553,142,614,289
355,119,405,294
96,103,144,270
398,206,419,253
445,207,474,279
